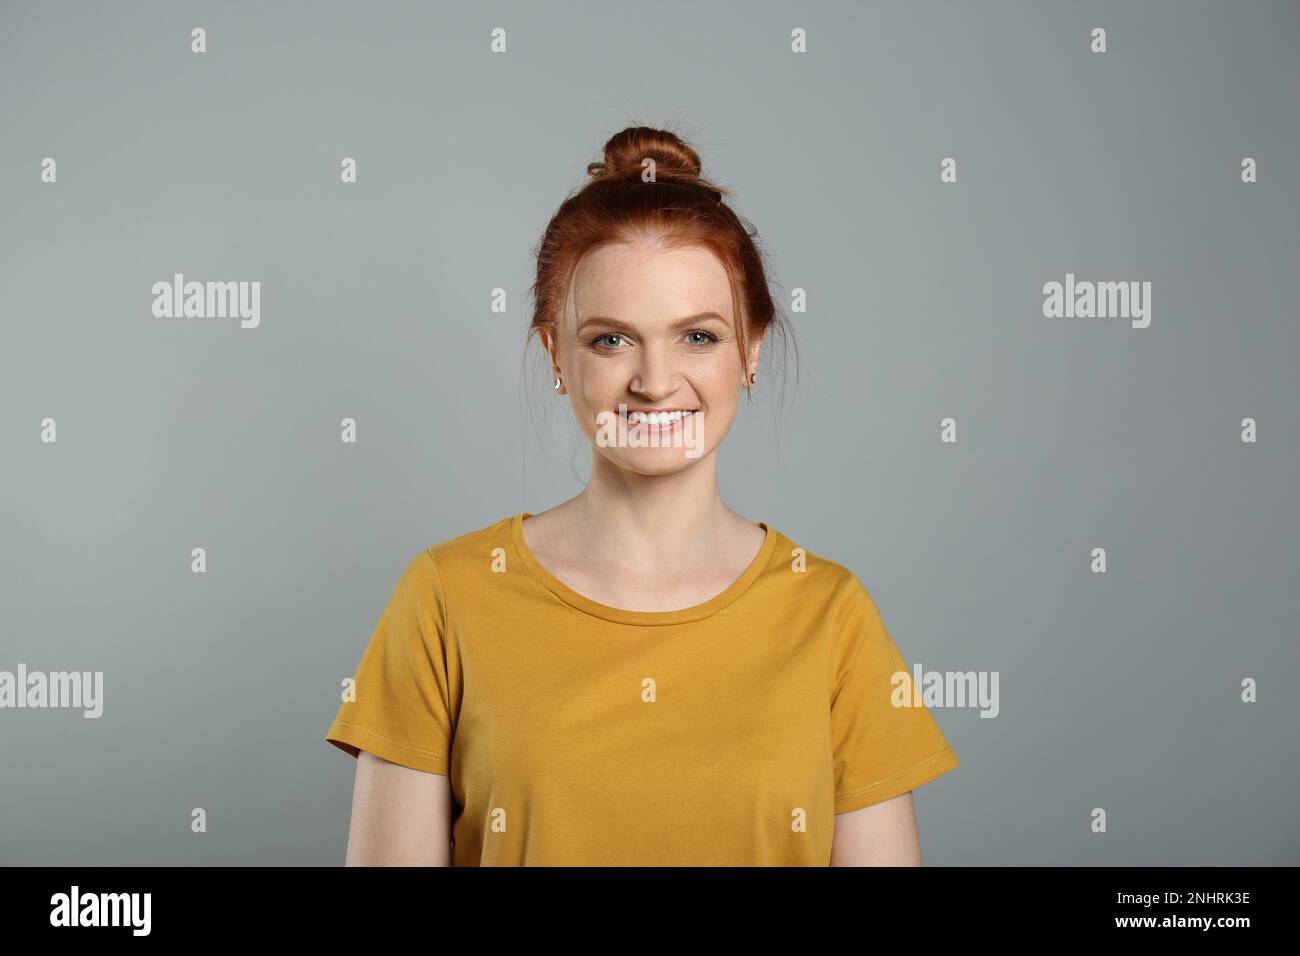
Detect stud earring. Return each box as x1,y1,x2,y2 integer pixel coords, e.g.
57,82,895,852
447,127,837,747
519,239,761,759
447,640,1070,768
554,374,562,391
748,372,757,384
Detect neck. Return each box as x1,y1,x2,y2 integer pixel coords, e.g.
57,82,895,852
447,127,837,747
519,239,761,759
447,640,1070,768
566,447,736,568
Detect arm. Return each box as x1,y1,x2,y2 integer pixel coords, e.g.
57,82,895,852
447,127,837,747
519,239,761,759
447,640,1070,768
830,791,923,866
344,750,453,866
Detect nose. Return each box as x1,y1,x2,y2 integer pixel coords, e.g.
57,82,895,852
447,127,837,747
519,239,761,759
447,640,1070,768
628,342,680,400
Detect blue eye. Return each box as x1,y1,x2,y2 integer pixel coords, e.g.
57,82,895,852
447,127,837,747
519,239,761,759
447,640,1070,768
686,330,719,344
589,330,718,348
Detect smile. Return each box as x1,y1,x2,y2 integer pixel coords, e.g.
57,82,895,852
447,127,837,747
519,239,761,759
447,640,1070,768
620,409,697,426
593,406,705,459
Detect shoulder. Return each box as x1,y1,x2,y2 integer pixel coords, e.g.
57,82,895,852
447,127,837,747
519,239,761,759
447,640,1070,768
765,526,866,607
422,515,516,592
390,515,514,598
764,528,887,663
424,514,514,570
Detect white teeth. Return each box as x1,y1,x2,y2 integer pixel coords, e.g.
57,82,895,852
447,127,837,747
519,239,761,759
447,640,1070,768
626,410,694,424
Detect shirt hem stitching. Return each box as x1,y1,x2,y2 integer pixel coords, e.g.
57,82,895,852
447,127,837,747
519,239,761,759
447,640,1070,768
329,719,446,759
834,747,956,801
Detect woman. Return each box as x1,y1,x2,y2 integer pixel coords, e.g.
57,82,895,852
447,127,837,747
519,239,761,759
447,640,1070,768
325,126,959,866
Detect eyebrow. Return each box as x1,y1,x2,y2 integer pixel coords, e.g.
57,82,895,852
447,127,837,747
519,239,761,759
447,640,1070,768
575,311,728,335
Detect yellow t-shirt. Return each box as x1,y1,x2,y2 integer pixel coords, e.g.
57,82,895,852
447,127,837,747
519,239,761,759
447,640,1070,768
326,512,959,866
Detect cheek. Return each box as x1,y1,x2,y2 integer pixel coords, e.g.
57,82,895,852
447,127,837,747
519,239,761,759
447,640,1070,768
696,357,741,399
573,359,621,405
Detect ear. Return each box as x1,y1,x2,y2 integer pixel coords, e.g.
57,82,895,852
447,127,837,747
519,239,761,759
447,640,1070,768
745,325,768,382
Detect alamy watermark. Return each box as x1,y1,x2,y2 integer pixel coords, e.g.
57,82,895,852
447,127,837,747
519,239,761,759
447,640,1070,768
1043,272,1151,328
50,886,150,935
0,664,103,717
892,663,999,718
152,272,260,328
594,403,704,458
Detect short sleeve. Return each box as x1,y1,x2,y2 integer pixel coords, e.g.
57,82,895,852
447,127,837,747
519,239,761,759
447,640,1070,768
828,573,959,813
325,550,453,775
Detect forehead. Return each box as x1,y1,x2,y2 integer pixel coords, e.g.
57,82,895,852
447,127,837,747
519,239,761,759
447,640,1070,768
569,242,732,324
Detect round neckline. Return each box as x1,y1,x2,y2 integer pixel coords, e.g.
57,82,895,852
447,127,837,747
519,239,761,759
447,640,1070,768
510,511,778,626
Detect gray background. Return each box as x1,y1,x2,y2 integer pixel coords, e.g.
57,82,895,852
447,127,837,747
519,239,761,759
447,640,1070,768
1,0,1296,865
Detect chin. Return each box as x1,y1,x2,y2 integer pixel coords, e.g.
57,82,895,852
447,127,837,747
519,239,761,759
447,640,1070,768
604,448,708,476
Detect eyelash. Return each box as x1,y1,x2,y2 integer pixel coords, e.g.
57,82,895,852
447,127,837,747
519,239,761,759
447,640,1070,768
590,330,720,349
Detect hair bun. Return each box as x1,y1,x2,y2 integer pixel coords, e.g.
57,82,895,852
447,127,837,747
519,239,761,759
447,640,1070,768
587,126,706,184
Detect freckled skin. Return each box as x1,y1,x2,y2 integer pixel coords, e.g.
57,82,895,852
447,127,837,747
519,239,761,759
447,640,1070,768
548,240,759,478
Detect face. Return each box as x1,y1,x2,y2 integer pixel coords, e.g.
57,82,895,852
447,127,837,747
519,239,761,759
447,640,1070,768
546,241,764,476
